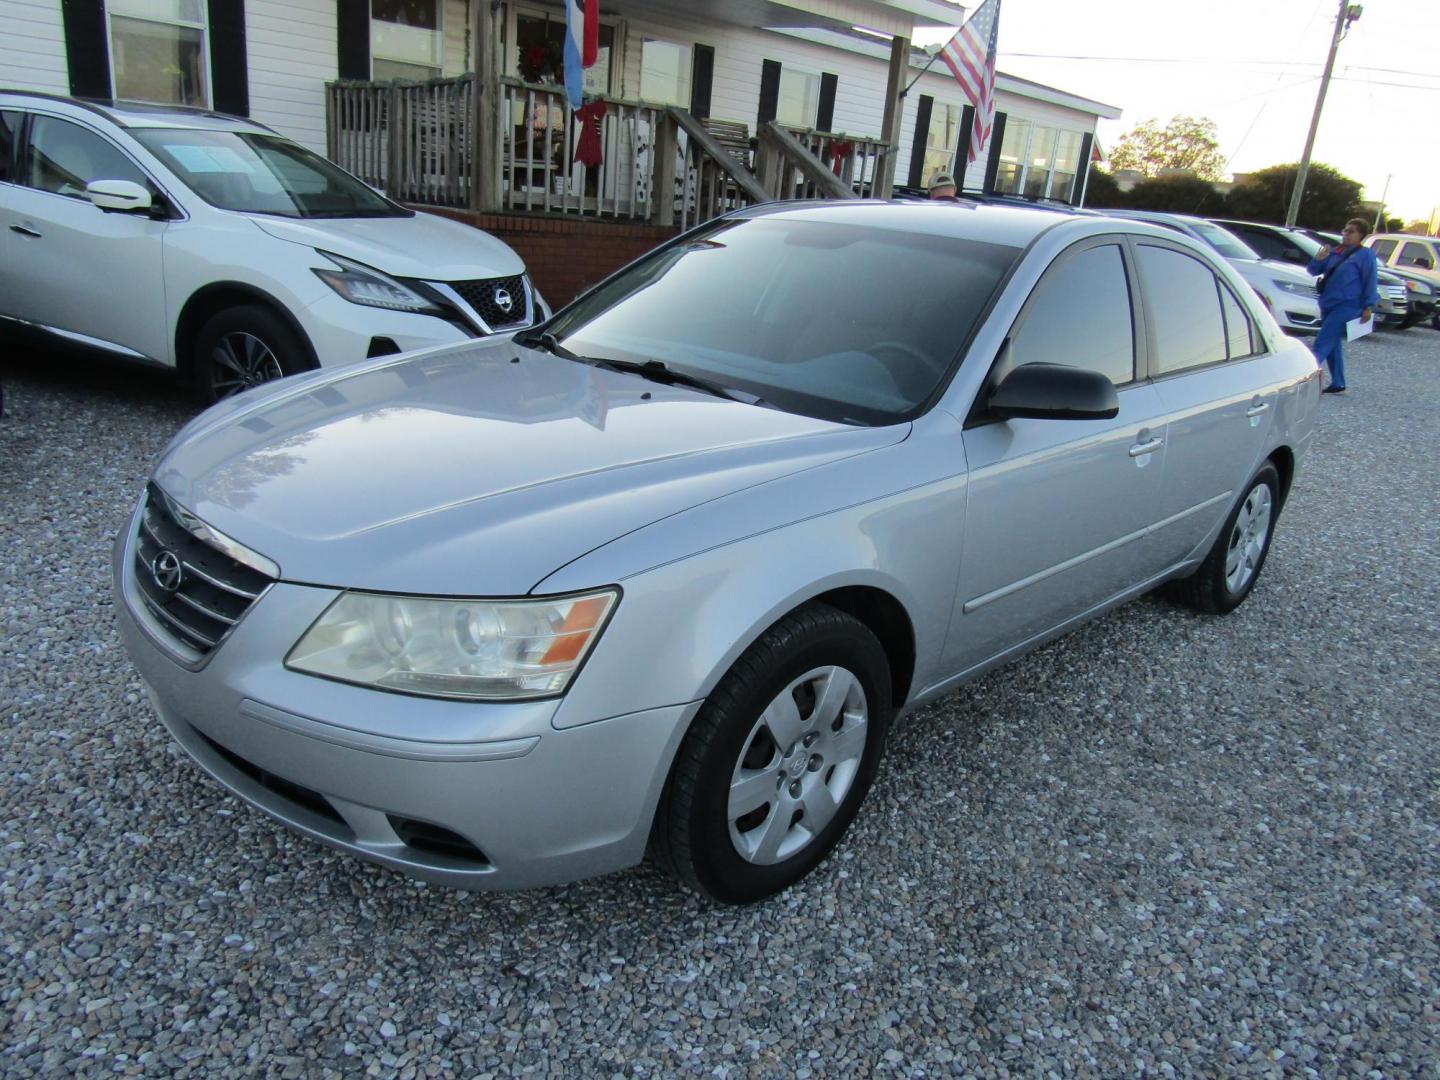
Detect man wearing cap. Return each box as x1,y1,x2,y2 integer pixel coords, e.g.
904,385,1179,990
928,173,959,200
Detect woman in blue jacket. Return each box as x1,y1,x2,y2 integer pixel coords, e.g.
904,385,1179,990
1305,218,1380,394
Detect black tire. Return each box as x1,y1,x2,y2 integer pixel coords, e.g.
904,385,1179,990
1166,462,1281,615
195,304,313,403
1432,312,1439,331
651,603,892,904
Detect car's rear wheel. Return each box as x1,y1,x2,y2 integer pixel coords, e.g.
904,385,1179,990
1166,462,1280,615
652,603,891,904
195,305,313,403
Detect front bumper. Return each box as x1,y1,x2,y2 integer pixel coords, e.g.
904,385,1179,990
296,290,477,368
114,500,696,891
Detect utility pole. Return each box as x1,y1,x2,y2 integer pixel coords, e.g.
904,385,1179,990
1372,174,1392,232
1285,0,1362,226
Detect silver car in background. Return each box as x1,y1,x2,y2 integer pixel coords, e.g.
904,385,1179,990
115,202,1319,904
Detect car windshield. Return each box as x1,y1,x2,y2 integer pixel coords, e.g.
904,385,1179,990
1190,221,1261,260
542,216,1020,425
134,128,407,218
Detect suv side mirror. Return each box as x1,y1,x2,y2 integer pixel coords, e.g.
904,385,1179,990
1282,249,1306,263
86,179,154,214
1414,256,1435,270
987,362,1119,421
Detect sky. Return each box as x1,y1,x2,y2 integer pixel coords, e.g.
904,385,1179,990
913,0,1440,225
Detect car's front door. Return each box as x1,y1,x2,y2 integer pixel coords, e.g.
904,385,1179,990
4,114,171,362
0,110,23,319
1133,242,1279,568
945,239,1170,676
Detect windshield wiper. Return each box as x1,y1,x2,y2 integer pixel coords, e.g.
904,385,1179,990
514,332,760,404
590,357,762,404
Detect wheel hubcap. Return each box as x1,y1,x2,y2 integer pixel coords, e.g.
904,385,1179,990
210,332,283,398
727,665,868,866
1224,482,1273,594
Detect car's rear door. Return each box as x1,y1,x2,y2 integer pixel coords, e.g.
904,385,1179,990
6,113,171,362
1133,240,1278,569
0,109,24,320
945,238,1170,675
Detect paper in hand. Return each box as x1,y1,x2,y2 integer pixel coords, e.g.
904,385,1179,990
1345,314,1374,342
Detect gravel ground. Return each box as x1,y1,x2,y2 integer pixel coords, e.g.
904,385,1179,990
2,329,1437,1079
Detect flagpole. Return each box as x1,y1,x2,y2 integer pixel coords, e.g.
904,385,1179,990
901,44,946,97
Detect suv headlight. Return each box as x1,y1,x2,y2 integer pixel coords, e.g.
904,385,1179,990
286,589,618,700
1273,278,1316,296
1405,279,1434,296
314,252,443,314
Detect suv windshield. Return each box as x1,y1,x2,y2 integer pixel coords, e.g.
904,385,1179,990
1190,221,1261,261
134,129,407,218
543,216,1020,425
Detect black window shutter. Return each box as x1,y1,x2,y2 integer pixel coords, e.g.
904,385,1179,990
816,72,837,132
337,0,370,80
61,0,111,99
953,104,974,189
209,0,249,115
981,111,1007,193
1073,132,1095,205
907,94,933,188
690,44,714,119
757,60,781,127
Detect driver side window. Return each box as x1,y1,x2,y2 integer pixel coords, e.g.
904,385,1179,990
24,117,149,198
1009,243,1136,385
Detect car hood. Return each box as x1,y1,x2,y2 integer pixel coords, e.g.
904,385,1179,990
153,342,906,595
250,211,525,281
1228,257,1316,287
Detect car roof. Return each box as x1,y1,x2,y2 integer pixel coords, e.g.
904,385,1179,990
0,88,276,134
732,198,1104,250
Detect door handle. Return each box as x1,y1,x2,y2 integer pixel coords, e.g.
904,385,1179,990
9,223,42,239
1128,437,1164,458
1246,402,1270,418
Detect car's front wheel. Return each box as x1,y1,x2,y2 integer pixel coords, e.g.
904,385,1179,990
652,603,892,904
1167,462,1280,614
195,305,314,403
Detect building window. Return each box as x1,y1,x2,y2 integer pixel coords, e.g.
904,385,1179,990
640,38,690,107
923,102,961,185
776,68,820,127
372,0,442,81
108,0,209,107
513,11,615,94
994,119,1086,200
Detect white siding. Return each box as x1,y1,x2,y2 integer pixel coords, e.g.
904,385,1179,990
0,0,69,95
245,0,336,153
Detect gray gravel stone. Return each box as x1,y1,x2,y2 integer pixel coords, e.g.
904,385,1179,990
1,329,1437,1077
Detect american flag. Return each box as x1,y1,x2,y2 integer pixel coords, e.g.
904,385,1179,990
939,0,1002,163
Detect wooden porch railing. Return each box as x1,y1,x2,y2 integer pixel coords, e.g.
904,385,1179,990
325,76,893,225
326,76,476,208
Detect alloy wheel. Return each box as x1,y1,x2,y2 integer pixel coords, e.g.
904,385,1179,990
727,665,868,865
1224,481,1273,594
210,332,285,398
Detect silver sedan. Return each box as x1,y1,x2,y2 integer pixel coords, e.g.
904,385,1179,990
114,201,1320,903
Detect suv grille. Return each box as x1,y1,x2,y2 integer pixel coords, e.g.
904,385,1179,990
450,274,530,329
133,484,273,655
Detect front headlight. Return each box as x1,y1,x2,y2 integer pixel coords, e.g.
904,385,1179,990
285,589,618,700
1404,279,1433,296
1273,279,1317,296
313,252,443,314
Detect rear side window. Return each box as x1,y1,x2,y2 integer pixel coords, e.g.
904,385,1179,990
1009,243,1135,385
0,111,18,183
1218,282,1259,359
1370,239,1397,261
23,116,149,198
1136,245,1227,374
1237,228,1285,260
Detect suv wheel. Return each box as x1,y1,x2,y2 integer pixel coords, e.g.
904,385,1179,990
195,305,314,403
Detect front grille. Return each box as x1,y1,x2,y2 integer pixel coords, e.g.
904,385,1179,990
449,274,530,329
132,484,272,655
1382,285,1408,302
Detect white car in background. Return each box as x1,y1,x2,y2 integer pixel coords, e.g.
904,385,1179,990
1099,210,1322,334
0,91,544,400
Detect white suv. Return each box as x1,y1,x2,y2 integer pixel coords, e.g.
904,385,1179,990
0,92,544,399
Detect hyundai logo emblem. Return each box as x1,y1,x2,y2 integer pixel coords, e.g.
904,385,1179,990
493,286,513,313
151,550,183,593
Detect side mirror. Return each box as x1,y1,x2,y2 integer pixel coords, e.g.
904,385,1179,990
1416,257,1434,271
86,179,154,213
1282,250,1306,263
987,362,1119,421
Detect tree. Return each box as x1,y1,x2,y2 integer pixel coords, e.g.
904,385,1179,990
1079,167,1123,208
1120,173,1227,216
1107,116,1226,182
1225,163,1363,227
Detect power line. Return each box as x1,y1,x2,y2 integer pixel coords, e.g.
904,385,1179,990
998,51,1440,80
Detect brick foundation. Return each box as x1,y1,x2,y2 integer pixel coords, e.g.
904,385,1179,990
422,207,679,308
